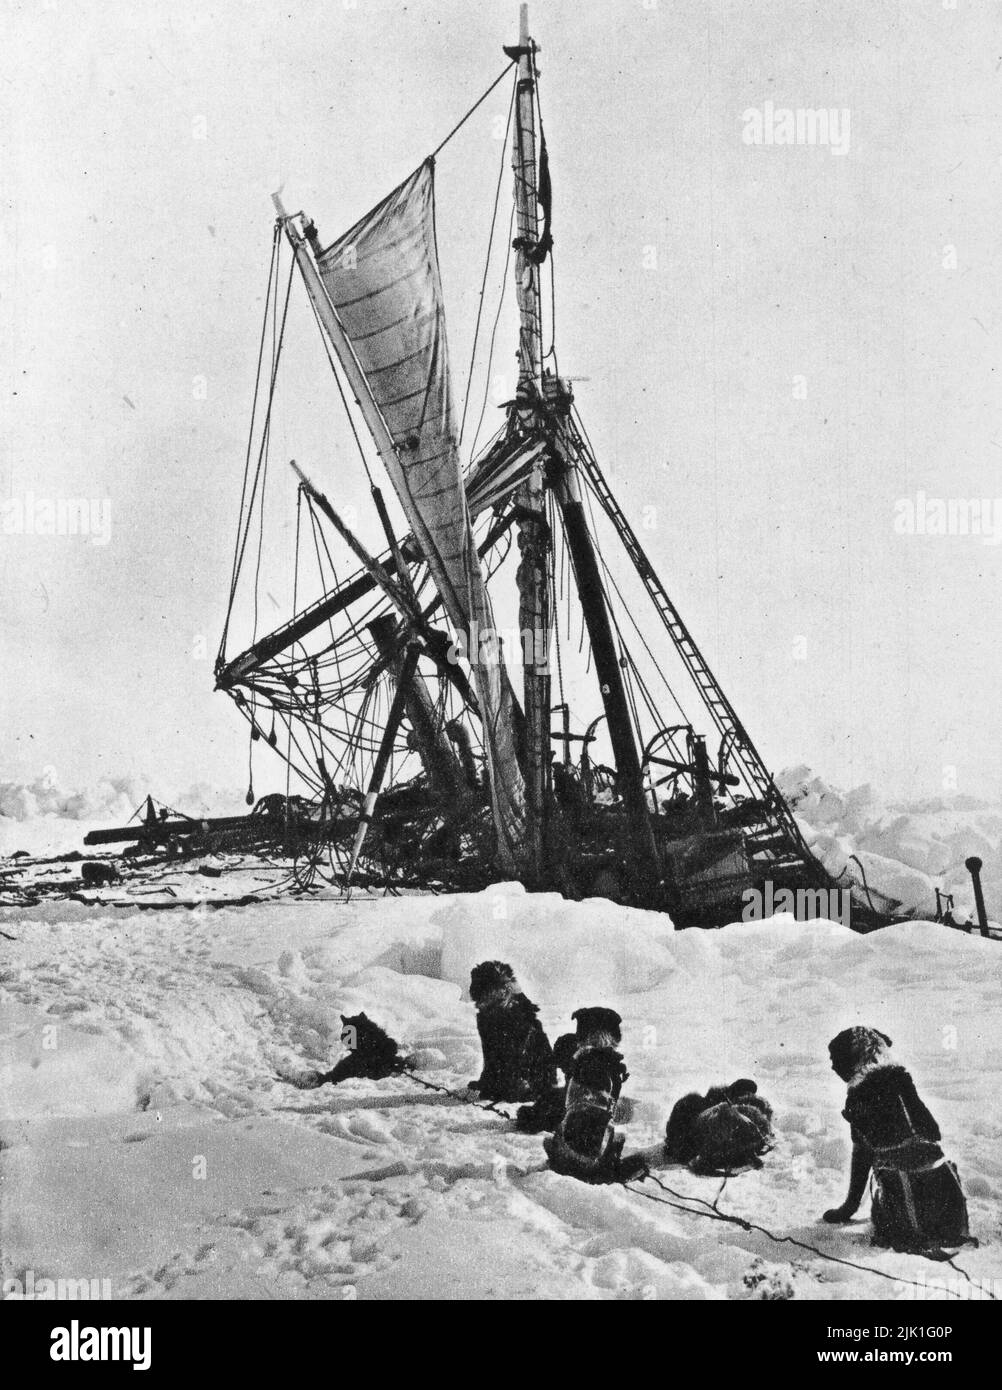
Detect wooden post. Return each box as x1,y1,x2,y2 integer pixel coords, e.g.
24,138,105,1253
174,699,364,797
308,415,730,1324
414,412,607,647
368,614,467,806
550,450,660,880
345,644,422,885
509,3,552,883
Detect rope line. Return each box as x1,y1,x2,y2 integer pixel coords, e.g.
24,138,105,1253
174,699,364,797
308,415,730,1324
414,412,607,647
282,1057,991,1299
624,1171,991,1298
219,227,280,658
459,73,517,449
469,200,516,460
428,61,517,164
396,1065,516,1121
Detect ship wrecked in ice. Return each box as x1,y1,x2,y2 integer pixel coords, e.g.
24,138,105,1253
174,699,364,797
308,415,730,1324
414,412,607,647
202,7,862,927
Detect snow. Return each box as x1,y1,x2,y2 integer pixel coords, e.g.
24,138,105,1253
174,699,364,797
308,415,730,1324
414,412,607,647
777,766,1002,925
3,865,1002,1300
0,769,246,859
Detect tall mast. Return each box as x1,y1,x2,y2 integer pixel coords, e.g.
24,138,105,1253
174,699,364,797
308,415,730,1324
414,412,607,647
511,4,544,387
509,2,552,883
508,7,658,888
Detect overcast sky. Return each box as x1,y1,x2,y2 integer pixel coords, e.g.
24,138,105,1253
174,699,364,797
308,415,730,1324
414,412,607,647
2,0,1000,806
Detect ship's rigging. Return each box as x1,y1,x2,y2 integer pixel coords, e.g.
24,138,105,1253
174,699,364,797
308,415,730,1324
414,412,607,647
212,5,840,925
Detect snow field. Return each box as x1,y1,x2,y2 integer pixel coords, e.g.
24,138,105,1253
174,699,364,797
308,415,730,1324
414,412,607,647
2,879,1001,1299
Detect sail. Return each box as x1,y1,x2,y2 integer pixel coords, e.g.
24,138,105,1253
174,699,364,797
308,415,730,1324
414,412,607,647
314,159,527,870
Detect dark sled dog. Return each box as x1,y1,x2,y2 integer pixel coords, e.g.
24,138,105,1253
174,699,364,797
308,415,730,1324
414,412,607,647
468,961,557,1103
664,1078,774,1174
823,1027,973,1256
81,861,120,886
515,1032,579,1133
315,1013,411,1086
570,1006,622,1048
516,1007,632,1134
542,1006,633,1182
544,1039,631,1182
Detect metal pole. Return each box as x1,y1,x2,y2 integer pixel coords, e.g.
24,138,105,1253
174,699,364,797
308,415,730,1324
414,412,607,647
965,856,989,935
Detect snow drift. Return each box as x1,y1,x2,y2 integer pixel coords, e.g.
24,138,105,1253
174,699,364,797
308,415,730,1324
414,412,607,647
777,766,1002,924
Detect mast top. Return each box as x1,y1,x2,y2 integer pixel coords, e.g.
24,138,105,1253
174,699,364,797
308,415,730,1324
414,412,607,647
504,3,533,60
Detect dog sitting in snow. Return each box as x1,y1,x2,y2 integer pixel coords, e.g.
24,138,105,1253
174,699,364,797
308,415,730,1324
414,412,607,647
542,1005,632,1182
571,1009,638,1123
517,1007,636,1134
314,1013,410,1087
664,1078,774,1174
515,1032,579,1133
571,1006,622,1048
823,1027,972,1255
468,961,557,1103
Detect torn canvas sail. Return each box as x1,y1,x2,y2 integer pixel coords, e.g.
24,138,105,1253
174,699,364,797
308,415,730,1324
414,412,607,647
314,159,527,871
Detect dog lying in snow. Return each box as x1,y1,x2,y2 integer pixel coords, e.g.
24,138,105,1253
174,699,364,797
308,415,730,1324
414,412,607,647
823,1027,973,1255
664,1079,774,1174
301,1013,411,1088
468,961,557,1103
80,861,120,886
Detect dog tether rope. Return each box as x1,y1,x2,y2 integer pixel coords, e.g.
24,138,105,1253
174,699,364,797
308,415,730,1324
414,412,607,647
623,1170,994,1299
393,1062,517,1120
285,1060,992,1297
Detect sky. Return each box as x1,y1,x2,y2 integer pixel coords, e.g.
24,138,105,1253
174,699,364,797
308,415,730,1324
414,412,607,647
2,0,1001,807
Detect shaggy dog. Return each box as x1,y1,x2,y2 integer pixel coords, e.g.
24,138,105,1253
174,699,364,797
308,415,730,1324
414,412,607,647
571,1007,622,1049
823,1027,972,1255
516,1010,635,1134
315,1013,410,1086
81,861,120,886
468,961,557,1103
570,1009,637,1122
665,1079,774,1174
544,1037,630,1182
